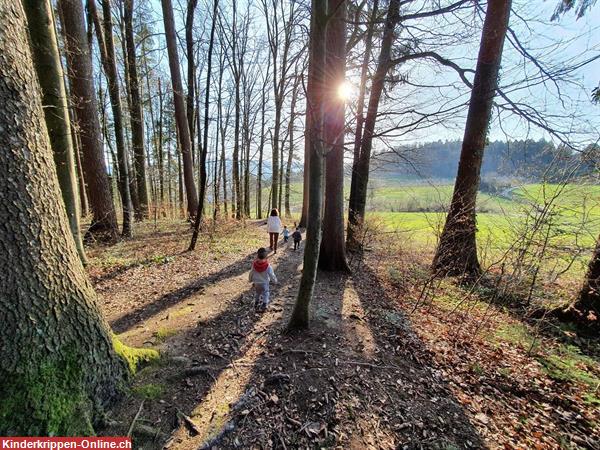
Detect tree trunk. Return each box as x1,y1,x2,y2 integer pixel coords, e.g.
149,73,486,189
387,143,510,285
573,235,600,319
432,0,511,277
0,2,127,433
158,78,165,205
161,0,199,219
346,0,400,251
89,0,133,237
58,0,118,241
299,9,316,229
319,0,349,272
23,0,87,264
186,0,198,163
285,74,300,218
73,125,89,218
287,0,326,331
348,0,379,246
257,80,267,218
189,0,218,251
124,0,149,219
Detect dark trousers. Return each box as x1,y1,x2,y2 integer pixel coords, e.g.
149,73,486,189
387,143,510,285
269,232,279,251
293,239,300,250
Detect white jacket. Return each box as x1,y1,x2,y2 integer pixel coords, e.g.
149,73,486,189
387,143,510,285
267,216,282,233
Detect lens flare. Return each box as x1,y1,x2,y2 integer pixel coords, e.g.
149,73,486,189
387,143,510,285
337,80,353,101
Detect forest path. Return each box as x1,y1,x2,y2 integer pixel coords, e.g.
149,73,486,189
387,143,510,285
93,220,482,449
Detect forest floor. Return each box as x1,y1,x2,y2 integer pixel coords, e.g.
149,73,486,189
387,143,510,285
91,219,599,449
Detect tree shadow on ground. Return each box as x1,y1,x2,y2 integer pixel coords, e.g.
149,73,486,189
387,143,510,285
348,260,485,449
103,246,303,447
110,250,257,333
156,258,484,449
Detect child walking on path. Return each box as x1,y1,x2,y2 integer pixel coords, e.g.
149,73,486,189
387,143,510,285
292,227,302,251
283,226,290,243
248,248,278,311
267,209,282,253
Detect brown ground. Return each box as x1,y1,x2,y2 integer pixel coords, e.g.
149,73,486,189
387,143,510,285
92,220,598,449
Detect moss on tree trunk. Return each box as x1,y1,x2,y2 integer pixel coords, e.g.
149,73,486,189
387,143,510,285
0,2,127,434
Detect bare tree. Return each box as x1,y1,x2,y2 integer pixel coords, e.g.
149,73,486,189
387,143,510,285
58,0,118,241
287,0,327,331
23,0,87,263
319,0,349,272
124,0,149,219
89,0,133,237
190,0,219,251
432,0,512,277
161,0,199,219
346,0,400,251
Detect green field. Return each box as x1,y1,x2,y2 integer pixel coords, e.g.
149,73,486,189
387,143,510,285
362,181,600,278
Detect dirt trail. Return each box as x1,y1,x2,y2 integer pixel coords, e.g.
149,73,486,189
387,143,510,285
97,221,483,449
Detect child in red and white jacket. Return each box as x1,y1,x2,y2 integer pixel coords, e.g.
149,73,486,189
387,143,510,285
248,247,278,311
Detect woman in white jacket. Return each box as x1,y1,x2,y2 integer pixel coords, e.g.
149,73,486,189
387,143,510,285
266,208,283,253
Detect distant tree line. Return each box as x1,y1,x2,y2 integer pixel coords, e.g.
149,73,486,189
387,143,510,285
375,139,600,182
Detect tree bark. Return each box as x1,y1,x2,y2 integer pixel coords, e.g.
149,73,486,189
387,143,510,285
432,0,511,277
58,0,118,241
89,0,134,237
161,0,199,219
573,234,600,319
124,0,149,219
23,0,87,264
287,0,326,331
346,0,400,251
348,0,379,247
285,73,300,218
186,0,198,162
0,2,127,433
319,0,349,272
299,7,316,229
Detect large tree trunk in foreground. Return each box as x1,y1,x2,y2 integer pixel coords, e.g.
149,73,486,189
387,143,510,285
0,2,126,434
346,0,400,251
23,0,87,264
287,0,326,331
432,0,511,277
319,0,349,272
58,0,118,241
161,0,199,219
124,0,149,220
90,0,133,237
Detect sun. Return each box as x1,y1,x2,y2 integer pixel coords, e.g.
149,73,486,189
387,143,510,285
337,80,354,101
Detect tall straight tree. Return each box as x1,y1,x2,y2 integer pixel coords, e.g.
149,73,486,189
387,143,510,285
346,0,400,251
189,0,218,251
124,0,149,219
285,70,300,218
319,0,349,272
299,4,316,228
89,0,133,237
58,0,118,241
287,0,327,331
23,0,87,263
262,0,296,211
185,0,198,160
0,1,126,433
348,0,379,240
432,0,512,277
161,0,199,219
